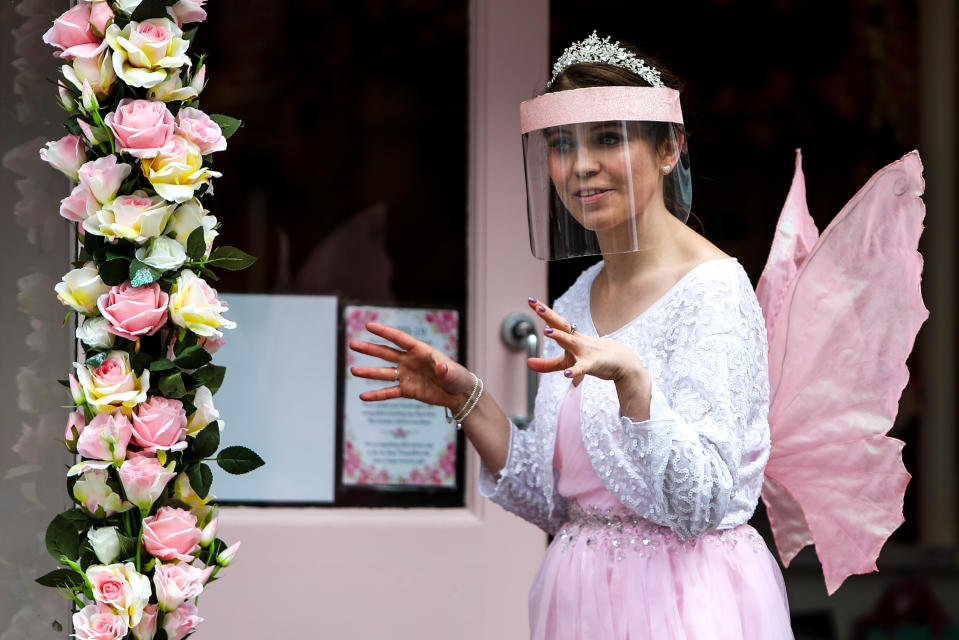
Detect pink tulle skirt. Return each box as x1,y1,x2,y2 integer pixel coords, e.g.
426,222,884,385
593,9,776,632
529,510,794,640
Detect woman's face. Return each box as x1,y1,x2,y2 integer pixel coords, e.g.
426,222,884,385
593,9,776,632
545,121,663,235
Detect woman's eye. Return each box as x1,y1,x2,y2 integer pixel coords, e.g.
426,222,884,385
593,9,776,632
548,138,574,152
597,132,622,146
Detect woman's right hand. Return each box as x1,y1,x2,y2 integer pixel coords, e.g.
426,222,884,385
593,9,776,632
349,322,475,411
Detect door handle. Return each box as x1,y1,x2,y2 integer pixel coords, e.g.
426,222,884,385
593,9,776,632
500,312,539,429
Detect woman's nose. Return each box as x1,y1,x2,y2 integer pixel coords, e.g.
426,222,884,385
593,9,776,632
572,151,600,177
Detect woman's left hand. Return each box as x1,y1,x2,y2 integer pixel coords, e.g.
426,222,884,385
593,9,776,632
525,298,646,383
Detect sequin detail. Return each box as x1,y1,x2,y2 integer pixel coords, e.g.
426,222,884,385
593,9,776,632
556,503,766,561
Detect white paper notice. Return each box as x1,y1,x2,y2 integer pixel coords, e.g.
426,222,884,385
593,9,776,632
211,294,338,503
343,306,458,487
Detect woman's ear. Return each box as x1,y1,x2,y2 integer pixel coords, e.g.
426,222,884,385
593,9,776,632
659,130,685,170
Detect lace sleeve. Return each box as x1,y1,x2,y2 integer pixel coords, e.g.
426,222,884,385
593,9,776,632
584,271,770,539
478,419,568,535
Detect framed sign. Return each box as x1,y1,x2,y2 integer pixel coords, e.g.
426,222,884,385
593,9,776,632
337,305,465,506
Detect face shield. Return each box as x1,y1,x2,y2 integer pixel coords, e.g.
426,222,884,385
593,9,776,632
520,86,690,261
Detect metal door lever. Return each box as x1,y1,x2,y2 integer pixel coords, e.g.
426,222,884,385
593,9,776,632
500,312,539,428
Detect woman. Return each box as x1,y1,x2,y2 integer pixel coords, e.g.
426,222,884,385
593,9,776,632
350,32,794,639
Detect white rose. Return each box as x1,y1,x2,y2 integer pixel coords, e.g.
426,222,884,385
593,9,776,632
114,0,143,13
104,18,190,89
55,262,111,314
87,527,122,564
77,316,116,349
134,236,187,272
73,469,134,518
186,385,222,436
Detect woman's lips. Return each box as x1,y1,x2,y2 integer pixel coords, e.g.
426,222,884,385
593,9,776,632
573,188,612,205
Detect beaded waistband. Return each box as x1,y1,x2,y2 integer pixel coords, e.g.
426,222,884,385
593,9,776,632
555,502,765,561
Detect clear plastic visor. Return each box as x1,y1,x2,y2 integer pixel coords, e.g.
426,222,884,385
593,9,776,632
523,119,690,261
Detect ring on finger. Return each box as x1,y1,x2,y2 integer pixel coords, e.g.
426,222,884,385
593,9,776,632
393,367,400,382
569,322,577,335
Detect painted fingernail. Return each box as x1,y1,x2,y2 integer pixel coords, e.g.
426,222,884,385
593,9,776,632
537,305,546,313
564,369,573,377
544,327,553,334
528,297,537,303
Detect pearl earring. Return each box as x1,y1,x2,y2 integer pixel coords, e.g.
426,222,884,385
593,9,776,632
662,164,671,174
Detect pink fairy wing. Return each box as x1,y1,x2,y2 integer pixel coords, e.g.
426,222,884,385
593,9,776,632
755,150,820,335
758,151,927,594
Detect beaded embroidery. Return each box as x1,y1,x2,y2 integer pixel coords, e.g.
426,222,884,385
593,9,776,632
556,503,766,561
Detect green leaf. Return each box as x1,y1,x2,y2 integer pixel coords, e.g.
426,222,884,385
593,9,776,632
182,26,198,42
45,514,81,563
216,446,265,475
129,259,163,287
192,422,220,459
36,568,85,590
192,365,226,394
186,226,206,260
130,350,153,376
52,621,63,633
173,345,212,370
98,259,129,286
209,114,242,139
154,628,169,640
63,115,82,137
174,330,198,357
85,352,107,369
188,463,213,499
149,359,176,372
130,0,170,21
57,508,92,531
159,372,187,398
207,246,257,271
117,532,138,560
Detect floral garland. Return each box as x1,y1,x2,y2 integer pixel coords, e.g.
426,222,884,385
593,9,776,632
37,1,263,639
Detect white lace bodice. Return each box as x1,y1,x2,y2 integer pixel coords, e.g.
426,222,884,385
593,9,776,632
479,258,771,539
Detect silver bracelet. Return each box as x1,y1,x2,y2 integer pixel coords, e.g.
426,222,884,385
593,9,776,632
445,372,484,430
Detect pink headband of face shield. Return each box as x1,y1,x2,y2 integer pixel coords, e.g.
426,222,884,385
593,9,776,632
519,86,684,134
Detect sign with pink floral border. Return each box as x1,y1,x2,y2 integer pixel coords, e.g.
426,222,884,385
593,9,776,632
343,306,458,487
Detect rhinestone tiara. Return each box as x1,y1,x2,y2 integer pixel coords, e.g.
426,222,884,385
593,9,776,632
548,31,664,89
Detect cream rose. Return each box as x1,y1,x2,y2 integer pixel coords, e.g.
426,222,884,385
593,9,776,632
77,316,116,349
73,468,133,518
104,18,190,89
146,68,197,102
87,527,122,564
62,50,116,99
140,135,220,203
186,385,222,436
87,563,152,626
55,262,111,314
167,198,217,254
134,236,187,272
168,269,235,338
83,190,175,243
75,350,149,415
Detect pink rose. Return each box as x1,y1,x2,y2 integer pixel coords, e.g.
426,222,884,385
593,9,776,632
131,603,158,640
153,562,204,611
89,2,115,36
42,4,108,60
174,108,226,155
142,506,201,563
77,410,133,463
105,98,175,159
162,601,204,640
66,409,86,441
169,0,207,26
75,350,149,414
132,395,187,452
119,452,176,512
98,281,169,341
39,134,87,181
72,603,128,640
78,155,132,204
60,183,99,223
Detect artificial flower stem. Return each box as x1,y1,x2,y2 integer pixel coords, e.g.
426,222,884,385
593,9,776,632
135,521,143,572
